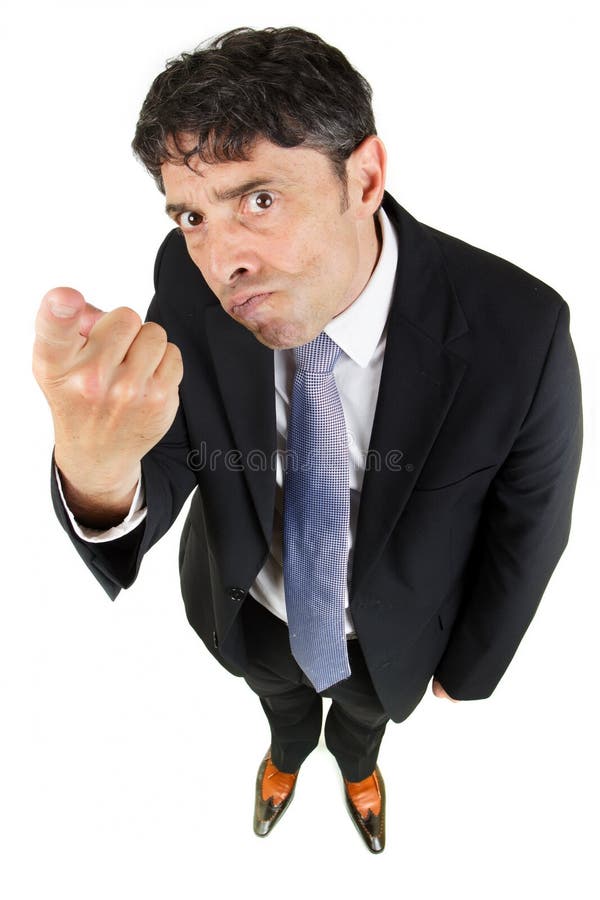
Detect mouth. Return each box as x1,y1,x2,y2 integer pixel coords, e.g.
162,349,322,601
230,292,273,318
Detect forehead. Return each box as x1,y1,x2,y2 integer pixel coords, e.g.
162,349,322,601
160,135,335,196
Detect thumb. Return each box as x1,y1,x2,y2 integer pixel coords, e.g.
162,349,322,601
33,287,104,379
45,286,85,320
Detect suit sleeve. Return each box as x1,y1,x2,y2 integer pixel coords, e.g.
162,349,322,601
433,299,583,700
49,231,198,600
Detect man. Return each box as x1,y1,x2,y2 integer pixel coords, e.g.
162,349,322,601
32,27,583,854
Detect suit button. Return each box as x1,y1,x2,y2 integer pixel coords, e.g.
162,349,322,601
212,631,219,649
229,587,246,602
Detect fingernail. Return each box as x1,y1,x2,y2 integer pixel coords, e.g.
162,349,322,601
48,297,77,318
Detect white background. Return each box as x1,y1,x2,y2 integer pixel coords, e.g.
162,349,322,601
1,0,598,897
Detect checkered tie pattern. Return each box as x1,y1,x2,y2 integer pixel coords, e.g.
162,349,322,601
282,331,351,692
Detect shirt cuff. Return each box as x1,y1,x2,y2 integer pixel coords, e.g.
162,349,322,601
54,465,147,543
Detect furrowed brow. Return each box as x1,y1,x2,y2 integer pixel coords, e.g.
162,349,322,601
165,201,191,218
165,178,282,219
212,177,277,202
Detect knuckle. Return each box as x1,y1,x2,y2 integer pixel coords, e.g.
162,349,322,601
149,384,168,407
113,306,142,329
71,366,104,401
149,373,180,407
142,321,167,342
166,340,182,359
107,307,143,341
108,378,142,405
165,342,184,372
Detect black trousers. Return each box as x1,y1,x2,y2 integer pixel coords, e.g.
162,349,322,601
239,596,389,782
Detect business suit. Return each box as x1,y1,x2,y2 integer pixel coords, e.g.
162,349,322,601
51,190,583,722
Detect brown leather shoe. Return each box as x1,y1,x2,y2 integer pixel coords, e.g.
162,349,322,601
253,748,299,837
343,766,386,853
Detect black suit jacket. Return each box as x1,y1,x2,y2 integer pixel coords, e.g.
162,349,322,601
51,192,583,718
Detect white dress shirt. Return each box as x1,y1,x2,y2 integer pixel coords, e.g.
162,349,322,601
56,207,399,635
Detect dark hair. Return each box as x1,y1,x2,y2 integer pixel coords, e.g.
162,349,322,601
131,26,376,198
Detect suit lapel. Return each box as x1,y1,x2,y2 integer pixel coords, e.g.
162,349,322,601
350,195,469,598
204,306,277,547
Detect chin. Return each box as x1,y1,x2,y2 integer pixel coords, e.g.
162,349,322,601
251,321,313,351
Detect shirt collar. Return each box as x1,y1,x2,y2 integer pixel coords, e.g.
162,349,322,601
324,206,399,368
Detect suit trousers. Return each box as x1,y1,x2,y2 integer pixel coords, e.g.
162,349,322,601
239,596,389,782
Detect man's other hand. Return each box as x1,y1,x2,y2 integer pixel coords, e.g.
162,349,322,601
432,678,460,702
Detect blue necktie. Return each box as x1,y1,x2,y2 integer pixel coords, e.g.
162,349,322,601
282,331,351,692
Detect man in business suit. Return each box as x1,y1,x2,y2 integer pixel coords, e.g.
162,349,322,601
33,27,582,854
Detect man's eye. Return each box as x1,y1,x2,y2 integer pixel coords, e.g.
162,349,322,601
247,191,274,212
178,211,203,230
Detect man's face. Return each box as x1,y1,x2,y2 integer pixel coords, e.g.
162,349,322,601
161,138,378,349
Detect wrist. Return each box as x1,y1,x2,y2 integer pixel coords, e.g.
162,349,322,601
54,455,141,529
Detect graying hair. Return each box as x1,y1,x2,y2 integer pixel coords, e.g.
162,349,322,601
131,26,377,205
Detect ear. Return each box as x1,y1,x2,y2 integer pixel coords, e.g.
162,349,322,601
346,135,387,219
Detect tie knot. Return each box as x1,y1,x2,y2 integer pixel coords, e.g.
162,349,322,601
293,332,341,374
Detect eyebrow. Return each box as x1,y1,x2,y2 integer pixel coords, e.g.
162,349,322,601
165,177,280,218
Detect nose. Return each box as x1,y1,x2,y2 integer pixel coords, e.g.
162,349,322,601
198,216,262,287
